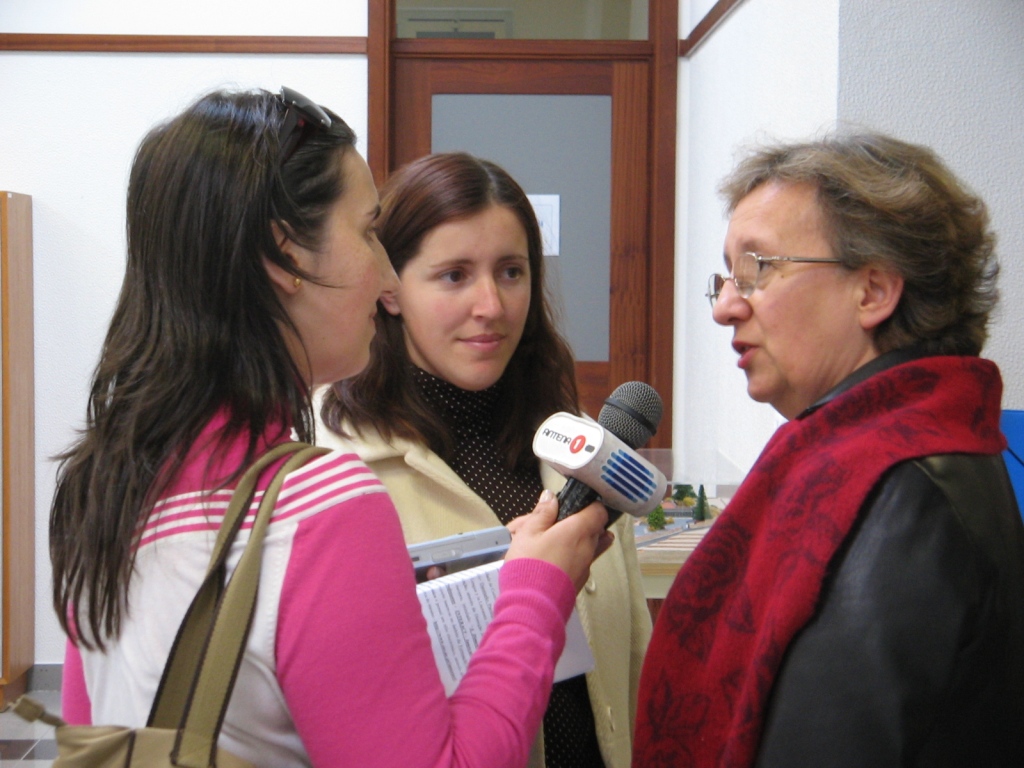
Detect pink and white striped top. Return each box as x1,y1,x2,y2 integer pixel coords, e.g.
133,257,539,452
63,415,576,767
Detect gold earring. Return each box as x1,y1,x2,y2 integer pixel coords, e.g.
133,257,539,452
293,276,302,288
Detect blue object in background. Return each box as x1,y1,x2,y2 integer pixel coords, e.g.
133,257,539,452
1002,410,1024,518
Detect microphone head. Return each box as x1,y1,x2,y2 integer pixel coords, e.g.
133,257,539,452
599,381,663,449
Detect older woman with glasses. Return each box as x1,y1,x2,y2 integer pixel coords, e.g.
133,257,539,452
634,132,1024,768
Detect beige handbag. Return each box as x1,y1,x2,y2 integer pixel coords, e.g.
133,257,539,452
14,442,329,767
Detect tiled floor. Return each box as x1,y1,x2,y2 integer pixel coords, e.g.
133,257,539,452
0,689,59,767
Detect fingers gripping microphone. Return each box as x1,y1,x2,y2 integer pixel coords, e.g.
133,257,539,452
532,382,666,524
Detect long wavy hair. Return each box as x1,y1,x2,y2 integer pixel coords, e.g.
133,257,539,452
719,131,999,356
321,152,578,469
51,88,356,648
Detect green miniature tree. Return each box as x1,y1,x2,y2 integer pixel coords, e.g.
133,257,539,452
646,504,666,531
672,483,695,503
692,484,709,522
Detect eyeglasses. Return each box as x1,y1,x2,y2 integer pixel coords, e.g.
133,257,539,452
706,251,843,307
278,86,332,166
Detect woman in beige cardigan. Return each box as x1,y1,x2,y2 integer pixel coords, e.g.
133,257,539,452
318,152,650,768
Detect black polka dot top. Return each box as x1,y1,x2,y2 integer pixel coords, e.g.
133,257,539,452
412,367,541,523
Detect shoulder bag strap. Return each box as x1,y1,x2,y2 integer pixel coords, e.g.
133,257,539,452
173,443,329,766
148,441,310,729
149,444,330,761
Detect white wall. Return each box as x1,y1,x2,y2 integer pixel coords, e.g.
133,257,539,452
0,4,369,664
674,0,840,487
0,0,367,36
838,0,1024,408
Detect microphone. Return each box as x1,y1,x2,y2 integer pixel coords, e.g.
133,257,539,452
532,381,666,524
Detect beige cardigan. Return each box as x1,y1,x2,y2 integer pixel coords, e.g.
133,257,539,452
315,416,651,768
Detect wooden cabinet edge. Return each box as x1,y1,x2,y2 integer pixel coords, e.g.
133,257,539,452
1,191,35,705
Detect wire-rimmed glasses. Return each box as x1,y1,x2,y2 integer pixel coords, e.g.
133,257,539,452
278,86,332,166
706,251,843,307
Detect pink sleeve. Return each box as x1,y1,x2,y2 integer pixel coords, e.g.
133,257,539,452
62,637,92,725
276,491,575,768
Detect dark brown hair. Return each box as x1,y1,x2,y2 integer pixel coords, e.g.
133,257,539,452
720,131,999,356
50,88,357,648
321,152,578,468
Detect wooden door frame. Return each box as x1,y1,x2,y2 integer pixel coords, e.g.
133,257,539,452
367,0,676,449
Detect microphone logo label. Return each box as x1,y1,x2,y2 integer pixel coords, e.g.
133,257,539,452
541,427,572,444
533,412,604,470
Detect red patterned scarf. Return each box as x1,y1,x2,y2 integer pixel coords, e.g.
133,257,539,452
633,356,1006,768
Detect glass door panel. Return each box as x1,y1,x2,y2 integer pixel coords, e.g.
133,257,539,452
432,93,612,362
396,0,649,40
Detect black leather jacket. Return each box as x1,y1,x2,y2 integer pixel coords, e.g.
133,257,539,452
755,350,1024,767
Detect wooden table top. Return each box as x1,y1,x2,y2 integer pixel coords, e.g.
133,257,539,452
636,521,714,576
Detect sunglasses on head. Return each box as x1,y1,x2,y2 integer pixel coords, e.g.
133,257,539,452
278,86,332,166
